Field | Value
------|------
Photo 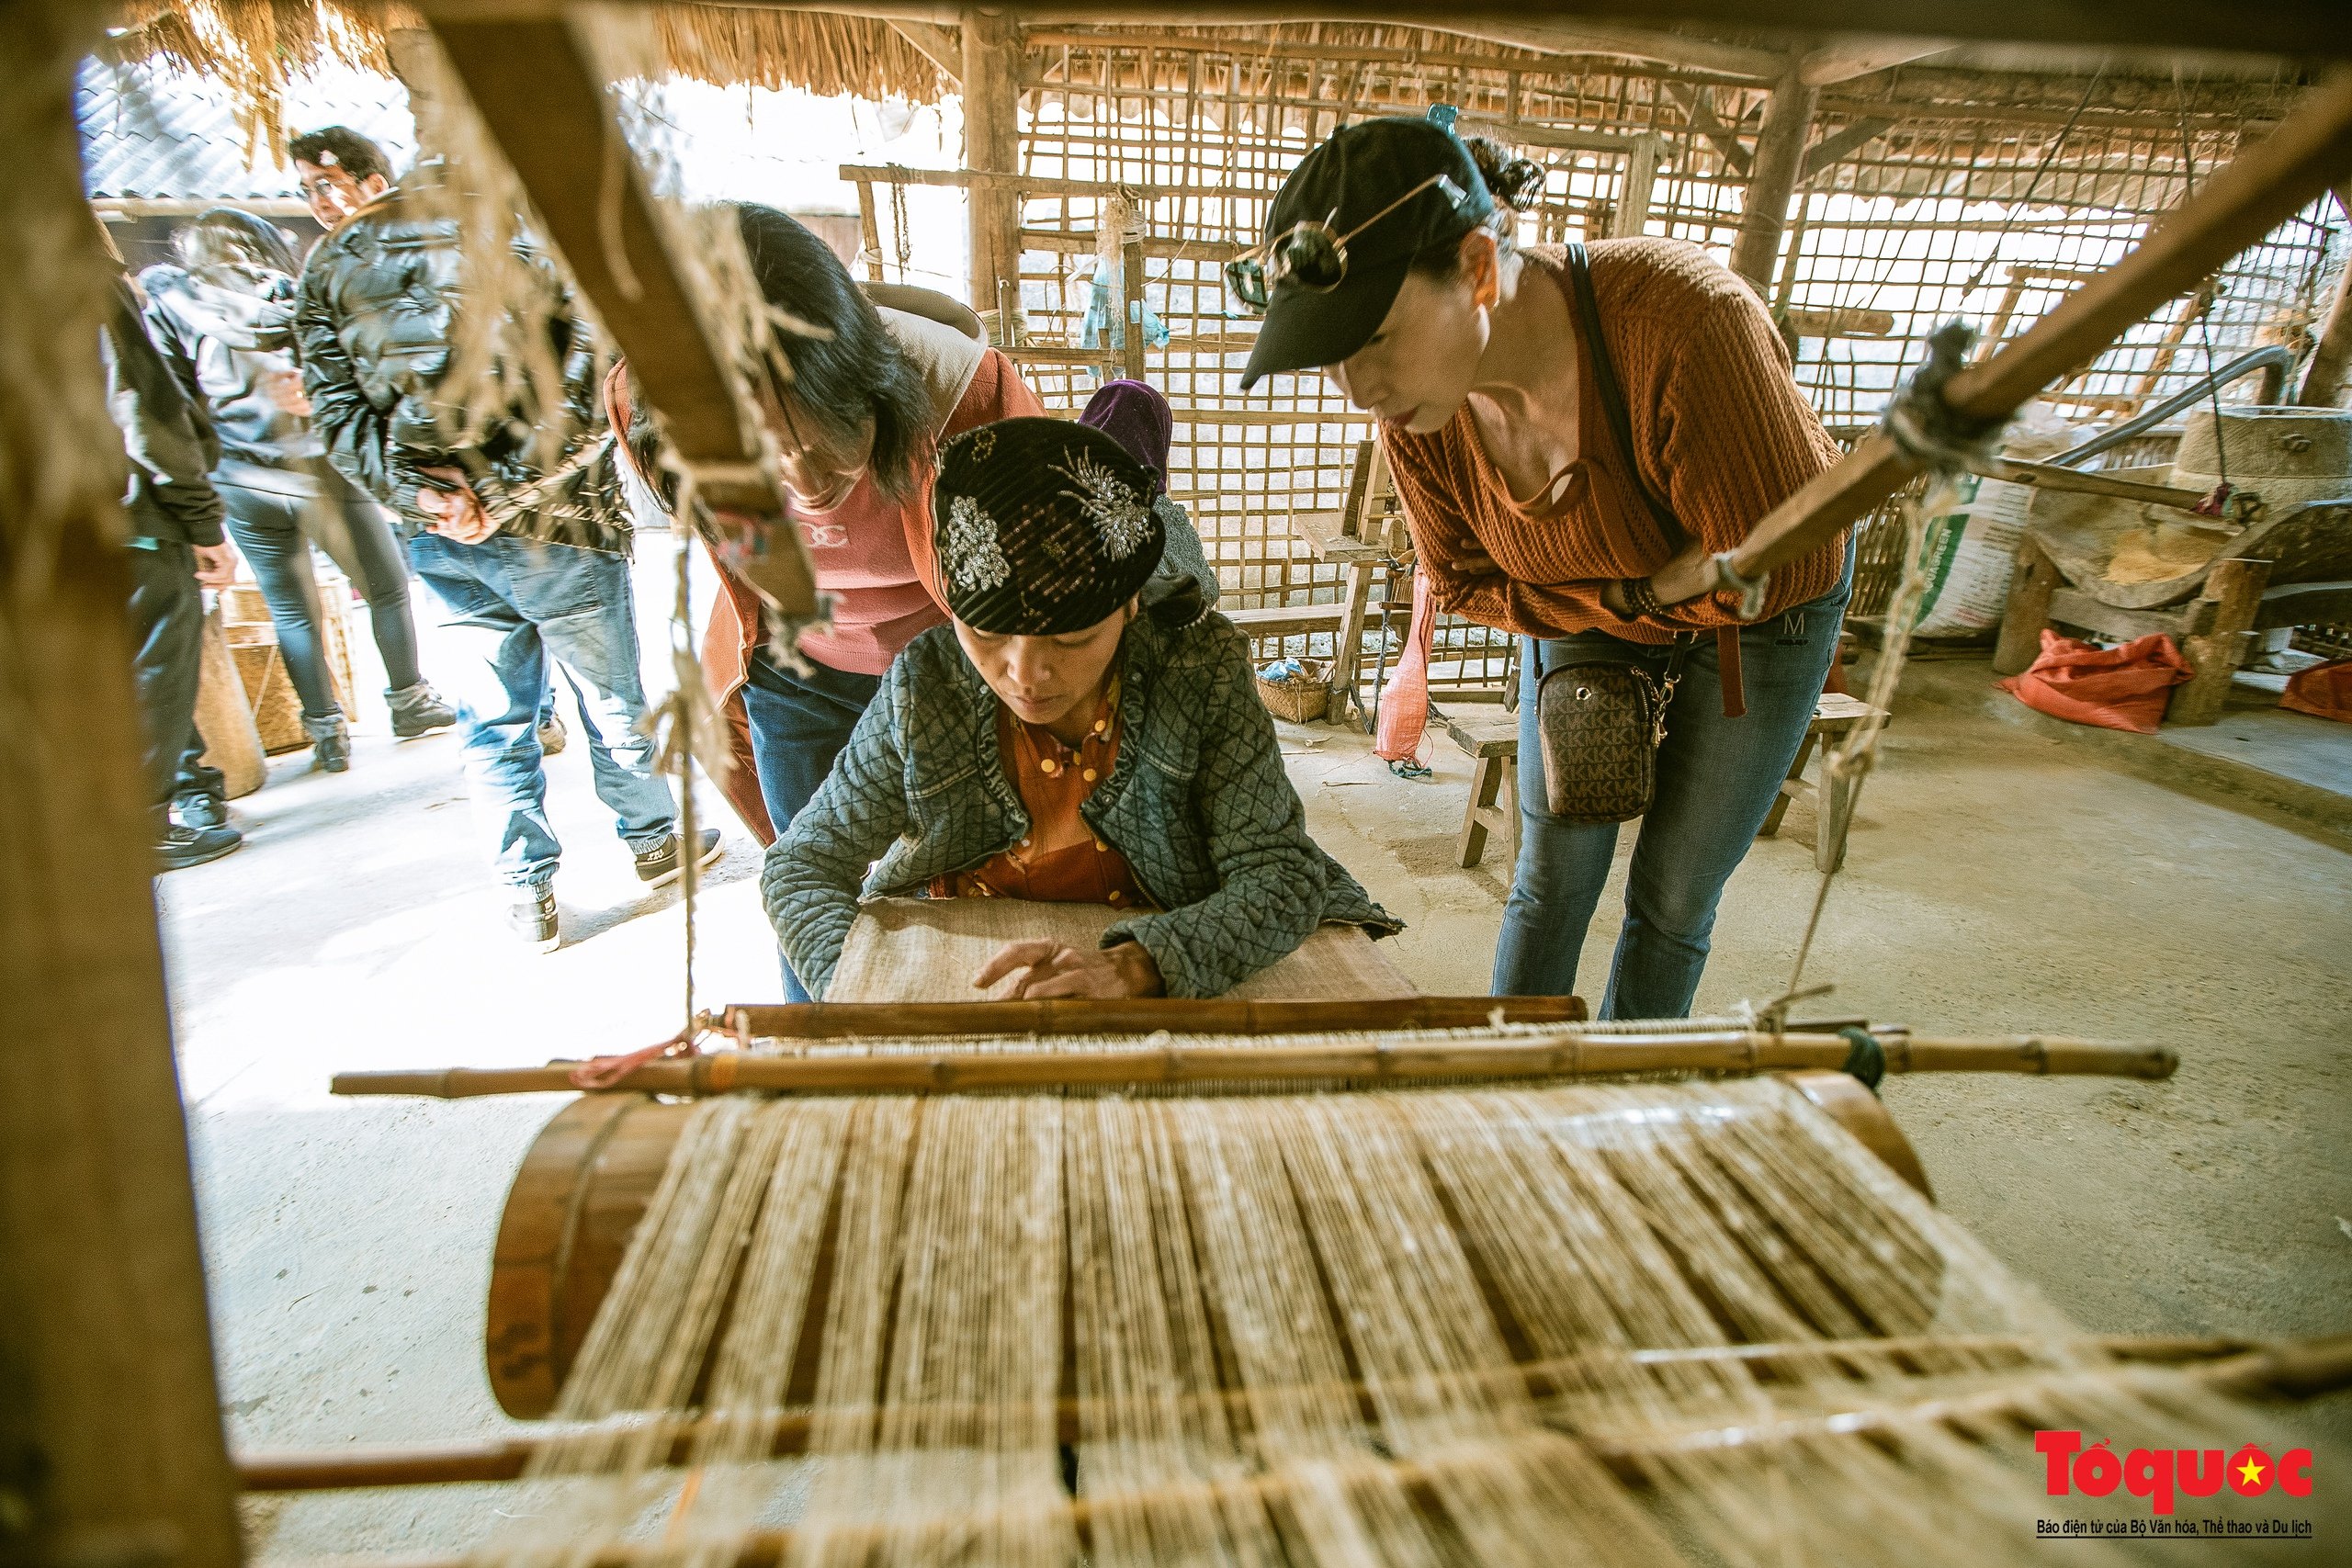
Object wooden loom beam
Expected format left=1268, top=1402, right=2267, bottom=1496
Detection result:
left=418, top=3, right=817, bottom=615
left=723, top=994, right=1587, bottom=1038
left=1652, top=68, right=2352, bottom=610
left=329, top=1029, right=2177, bottom=1098
left=233, top=1331, right=2352, bottom=1494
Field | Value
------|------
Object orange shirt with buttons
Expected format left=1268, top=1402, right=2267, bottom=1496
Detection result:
left=931, top=680, right=1154, bottom=908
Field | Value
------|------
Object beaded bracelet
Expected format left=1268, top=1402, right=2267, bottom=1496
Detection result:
left=1621, top=574, right=1667, bottom=620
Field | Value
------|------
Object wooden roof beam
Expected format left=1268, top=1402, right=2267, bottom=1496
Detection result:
left=887, top=17, right=963, bottom=83
left=1798, top=38, right=1958, bottom=85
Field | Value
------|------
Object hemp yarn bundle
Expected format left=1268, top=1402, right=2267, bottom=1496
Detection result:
left=472, top=1049, right=2339, bottom=1568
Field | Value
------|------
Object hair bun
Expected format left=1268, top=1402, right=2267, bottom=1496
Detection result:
left=1460, top=134, right=1545, bottom=212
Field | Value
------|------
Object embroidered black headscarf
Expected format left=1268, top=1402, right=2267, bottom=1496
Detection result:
left=933, top=418, right=1167, bottom=635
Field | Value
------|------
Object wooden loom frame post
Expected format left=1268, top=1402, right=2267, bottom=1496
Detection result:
left=419, top=3, right=818, bottom=618
left=0, top=4, right=243, bottom=1564
left=1650, top=68, right=2352, bottom=610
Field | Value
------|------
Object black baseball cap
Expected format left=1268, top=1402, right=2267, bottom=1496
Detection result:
left=1238, top=117, right=1494, bottom=390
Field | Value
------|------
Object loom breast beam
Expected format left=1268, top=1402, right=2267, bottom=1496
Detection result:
left=327, top=1027, right=2177, bottom=1099
left=1648, top=67, right=2352, bottom=610
left=419, top=4, right=816, bottom=619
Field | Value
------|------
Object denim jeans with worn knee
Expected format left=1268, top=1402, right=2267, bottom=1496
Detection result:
left=407, top=531, right=675, bottom=889
left=1493, top=547, right=1853, bottom=1019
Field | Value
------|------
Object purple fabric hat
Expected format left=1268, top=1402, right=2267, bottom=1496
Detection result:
left=1078, top=379, right=1174, bottom=494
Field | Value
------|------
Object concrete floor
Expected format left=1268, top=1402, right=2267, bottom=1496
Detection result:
left=164, top=556, right=2352, bottom=1556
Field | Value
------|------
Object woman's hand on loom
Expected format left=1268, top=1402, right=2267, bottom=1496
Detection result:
left=976, top=939, right=1167, bottom=999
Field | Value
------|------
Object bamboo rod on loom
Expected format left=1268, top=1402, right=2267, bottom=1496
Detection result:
left=328, top=1031, right=2176, bottom=1099
left=233, top=1332, right=2351, bottom=1494
left=720, top=995, right=1589, bottom=1040
left=1648, top=67, right=2352, bottom=608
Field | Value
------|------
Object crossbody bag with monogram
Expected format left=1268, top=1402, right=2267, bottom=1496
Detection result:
left=1532, top=243, right=1697, bottom=825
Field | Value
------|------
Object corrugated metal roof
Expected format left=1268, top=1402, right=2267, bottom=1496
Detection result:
left=78, top=57, right=416, bottom=201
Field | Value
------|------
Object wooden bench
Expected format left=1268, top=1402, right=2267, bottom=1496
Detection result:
left=1759, top=692, right=1889, bottom=873
left=1434, top=706, right=1520, bottom=871
left=1223, top=604, right=1349, bottom=641
left=1442, top=693, right=1890, bottom=875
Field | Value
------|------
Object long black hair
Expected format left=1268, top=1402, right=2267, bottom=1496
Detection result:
left=737, top=203, right=934, bottom=502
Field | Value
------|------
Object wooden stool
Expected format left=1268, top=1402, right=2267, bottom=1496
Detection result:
left=1436, top=706, right=1520, bottom=871
left=1759, top=693, right=1887, bottom=873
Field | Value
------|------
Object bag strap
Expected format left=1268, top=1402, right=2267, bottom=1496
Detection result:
left=1566, top=242, right=1732, bottom=713
left=1563, top=243, right=1679, bottom=547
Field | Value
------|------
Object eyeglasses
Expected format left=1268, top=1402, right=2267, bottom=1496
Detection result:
left=1225, top=173, right=1467, bottom=313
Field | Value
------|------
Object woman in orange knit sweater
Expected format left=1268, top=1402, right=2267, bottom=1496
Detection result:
left=1238, top=117, right=1853, bottom=1019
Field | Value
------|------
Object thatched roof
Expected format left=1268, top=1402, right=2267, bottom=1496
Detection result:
left=113, top=2, right=2312, bottom=151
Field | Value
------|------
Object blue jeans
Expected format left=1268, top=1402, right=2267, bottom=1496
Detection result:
left=1493, top=555, right=1853, bottom=1019
left=407, top=532, right=675, bottom=889
left=741, top=649, right=883, bottom=1000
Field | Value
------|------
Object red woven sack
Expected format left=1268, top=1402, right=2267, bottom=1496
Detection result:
left=2280, top=659, right=2352, bottom=723
left=1996, top=629, right=2191, bottom=735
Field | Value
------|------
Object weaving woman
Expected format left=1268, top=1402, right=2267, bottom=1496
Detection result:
left=763, top=418, right=1398, bottom=1000
left=1237, top=116, right=1854, bottom=1019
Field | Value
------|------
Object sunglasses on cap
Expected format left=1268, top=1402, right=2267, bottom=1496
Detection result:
left=1224, top=172, right=1470, bottom=313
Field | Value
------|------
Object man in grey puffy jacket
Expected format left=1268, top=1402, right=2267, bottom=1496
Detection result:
left=295, top=158, right=715, bottom=950
left=101, top=268, right=243, bottom=870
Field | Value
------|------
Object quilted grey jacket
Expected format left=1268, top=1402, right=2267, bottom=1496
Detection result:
left=763, top=608, right=1400, bottom=998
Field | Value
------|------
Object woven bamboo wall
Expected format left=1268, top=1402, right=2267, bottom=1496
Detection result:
left=870, top=35, right=2345, bottom=693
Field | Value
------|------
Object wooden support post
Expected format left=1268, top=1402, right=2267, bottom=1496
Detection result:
left=1121, top=230, right=1148, bottom=381
left=1611, top=136, right=1657, bottom=239
left=2167, top=558, right=2271, bottom=727
left=1993, top=534, right=2063, bottom=675
left=2297, top=208, right=2352, bottom=406
left=1728, top=56, right=1817, bottom=296
left=854, top=179, right=887, bottom=284
left=1, top=5, right=243, bottom=1565
left=961, top=6, right=1023, bottom=318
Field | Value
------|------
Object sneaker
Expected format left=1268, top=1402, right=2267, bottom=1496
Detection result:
left=633, top=828, right=723, bottom=887
left=303, top=712, right=351, bottom=773
left=173, top=789, right=228, bottom=830
left=157, top=821, right=243, bottom=872
left=386, top=681, right=457, bottom=739
left=537, top=710, right=568, bottom=756
left=507, top=885, right=560, bottom=952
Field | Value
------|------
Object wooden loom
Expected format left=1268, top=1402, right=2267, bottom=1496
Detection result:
left=17, top=6, right=2352, bottom=1565
left=265, top=1003, right=2352, bottom=1568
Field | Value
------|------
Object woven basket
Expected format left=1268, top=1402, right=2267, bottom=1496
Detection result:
left=1256, top=660, right=1330, bottom=724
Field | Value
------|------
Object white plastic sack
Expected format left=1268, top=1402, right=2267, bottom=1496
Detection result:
left=1910, top=404, right=2086, bottom=637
